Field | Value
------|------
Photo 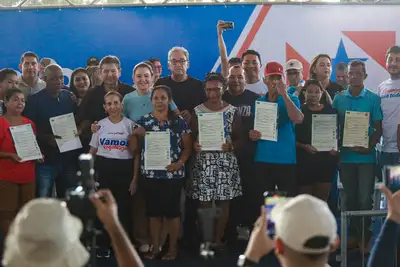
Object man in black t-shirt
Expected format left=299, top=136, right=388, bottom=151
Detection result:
left=155, top=46, right=205, bottom=124
left=223, top=65, right=259, bottom=242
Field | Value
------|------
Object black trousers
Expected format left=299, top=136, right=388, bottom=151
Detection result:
left=95, top=156, right=133, bottom=249
left=247, top=162, right=297, bottom=225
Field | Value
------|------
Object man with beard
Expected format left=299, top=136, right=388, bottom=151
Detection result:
left=378, top=46, right=400, bottom=169
left=223, top=65, right=259, bottom=243
left=241, top=50, right=267, bottom=95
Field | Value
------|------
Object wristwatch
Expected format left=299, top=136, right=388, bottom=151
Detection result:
left=237, top=254, right=258, bottom=267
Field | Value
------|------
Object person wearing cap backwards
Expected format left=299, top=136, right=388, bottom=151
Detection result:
left=286, top=59, right=305, bottom=97
left=237, top=194, right=338, bottom=267
left=86, top=56, right=100, bottom=68
left=248, top=62, right=303, bottom=212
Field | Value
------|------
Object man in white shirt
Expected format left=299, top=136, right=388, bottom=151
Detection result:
left=241, top=49, right=267, bottom=95
left=378, top=46, right=400, bottom=169
left=17, top=51, right=46, bottom=100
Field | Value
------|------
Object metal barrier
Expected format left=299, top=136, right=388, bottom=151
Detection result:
left=337, top=210, right=388, bottom=267
left=337, top=179, right=384, bottom=211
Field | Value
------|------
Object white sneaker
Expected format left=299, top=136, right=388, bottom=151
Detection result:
left=139, top=244, right=150, bottom=253
left=237, top=226, right=250, bottom=241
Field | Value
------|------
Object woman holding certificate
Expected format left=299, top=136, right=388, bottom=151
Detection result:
left=134, top=85, right=192, bottom=261
left=190, top=72, right=242, bottom=248
left=295, top=80, right=338, bottom=201
left=0, top=88, right=39, bottom=236
left=88, top=91, right=137, bottom=258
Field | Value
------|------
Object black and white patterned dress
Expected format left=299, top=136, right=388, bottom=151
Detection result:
left=189, top=104, right=242, bottom=202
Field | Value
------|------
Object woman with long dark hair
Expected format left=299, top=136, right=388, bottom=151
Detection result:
left=69, top=68, right=91, bottom=106
left=133, top=85, right=192, bottom=260
left=295, top=80, right=338, bottom=201
left=0, top=88, right=39, bottom=236
left=298, top=54, right=343, bottom=104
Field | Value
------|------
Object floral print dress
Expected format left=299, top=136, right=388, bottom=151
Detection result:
left=189, top=104, right=242, bottom=201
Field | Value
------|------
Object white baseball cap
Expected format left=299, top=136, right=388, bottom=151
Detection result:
left=286, top=59, right=303, bottom=71
left=271, top=194, right=337, bottom=254
left=2, top=198, right=89, bottom=267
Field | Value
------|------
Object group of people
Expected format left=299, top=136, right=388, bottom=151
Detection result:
left=0, top=25, right=399, bottom=263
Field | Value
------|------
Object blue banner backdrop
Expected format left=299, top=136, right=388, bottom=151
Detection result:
left=0, top=5, right=255, bottom=84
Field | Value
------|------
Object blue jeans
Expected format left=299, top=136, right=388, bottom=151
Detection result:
left=379, top=152, right=400, bottom=170
left=36, top=161, right=77, bottom=198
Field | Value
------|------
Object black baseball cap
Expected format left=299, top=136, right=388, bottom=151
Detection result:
left=86, top=57, right=100, bottom=67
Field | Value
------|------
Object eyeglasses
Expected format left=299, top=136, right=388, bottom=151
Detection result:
left=169, top=59, right=188, bottom=66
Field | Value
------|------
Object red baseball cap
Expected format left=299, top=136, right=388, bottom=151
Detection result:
left=264, top=62, right=284, bottom=77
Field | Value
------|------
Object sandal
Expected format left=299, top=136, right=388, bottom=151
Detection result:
left=161, top=249, right=178, bottom=261
left=143, top=247, right=160, bottom=260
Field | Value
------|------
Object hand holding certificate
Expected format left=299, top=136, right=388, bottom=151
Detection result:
left=254, top=101, right=278, bottom=141
left=49, top=113, right=82, bottom=153
left=144, top=131, right=171, bottom=170
left=311, top=114, right=338, bottom=151
left=198, top=112, right=225, bottom=151
left=343, top=111, right=369, bottom=148
left=9, top=124, right=42, bottom=162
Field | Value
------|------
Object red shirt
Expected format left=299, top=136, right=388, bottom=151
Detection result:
left=0, top=116, right=36, bottom=183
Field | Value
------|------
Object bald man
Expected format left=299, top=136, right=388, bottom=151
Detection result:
left=24, top=64, right=79, bottom=199
left=222, top=65, right=260, bottom=243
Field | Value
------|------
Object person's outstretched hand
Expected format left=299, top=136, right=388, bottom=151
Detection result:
left=244, top=206, right=275, bottom=262
left=90, top=189, right=119, bottom=228
left=381, top=185, right=400, bottom=223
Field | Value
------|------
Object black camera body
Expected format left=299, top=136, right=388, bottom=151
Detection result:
left=66, top=154, right=98, bottom=267
left=66, top=154, right=97, bottom=221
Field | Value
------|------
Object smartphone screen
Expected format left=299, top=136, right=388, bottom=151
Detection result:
left=264, top=191, right=287, bottom=236
left=385, top=166, right=400, bottom=193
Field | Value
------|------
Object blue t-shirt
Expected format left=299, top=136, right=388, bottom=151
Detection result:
left=137, top=113, right=191, bottom=179
left=122, top=90, right=178, bottom=121
left=254, top=93, right=300, bottom=164
left=332, top=88, right=383, bottom=163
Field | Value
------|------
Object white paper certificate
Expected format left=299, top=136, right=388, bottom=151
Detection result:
left=9, top=124, right=42, bottom=162
left=49, top=113, right=82, bottom=153
left=254, top=101, right=278, bottom=141
left=198, top=112, right=225, bottom=151
left=311, top=114, right=338, bottom=151
left=343, top=111, right=370, bottom=148
left=144, top=131, right=171, bottom=170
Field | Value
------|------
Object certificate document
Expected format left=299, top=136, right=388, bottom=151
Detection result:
left=144, top=131, right=171, bottom=170
left=343, top=111, right=370, bottom=148
left=9, top=124, right=42, bottom=162
left=254, top=101, right=278, bottom=141
left=198, top=112, right=225, bottom=151
left=311, top=114, right=338, bottom=151
left=49, top=113, right=82, bottom=153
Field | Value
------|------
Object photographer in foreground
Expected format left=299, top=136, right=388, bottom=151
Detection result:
left=238, top=194, right=338, bottom=267
left=2, top=189, right=144, bottom=267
